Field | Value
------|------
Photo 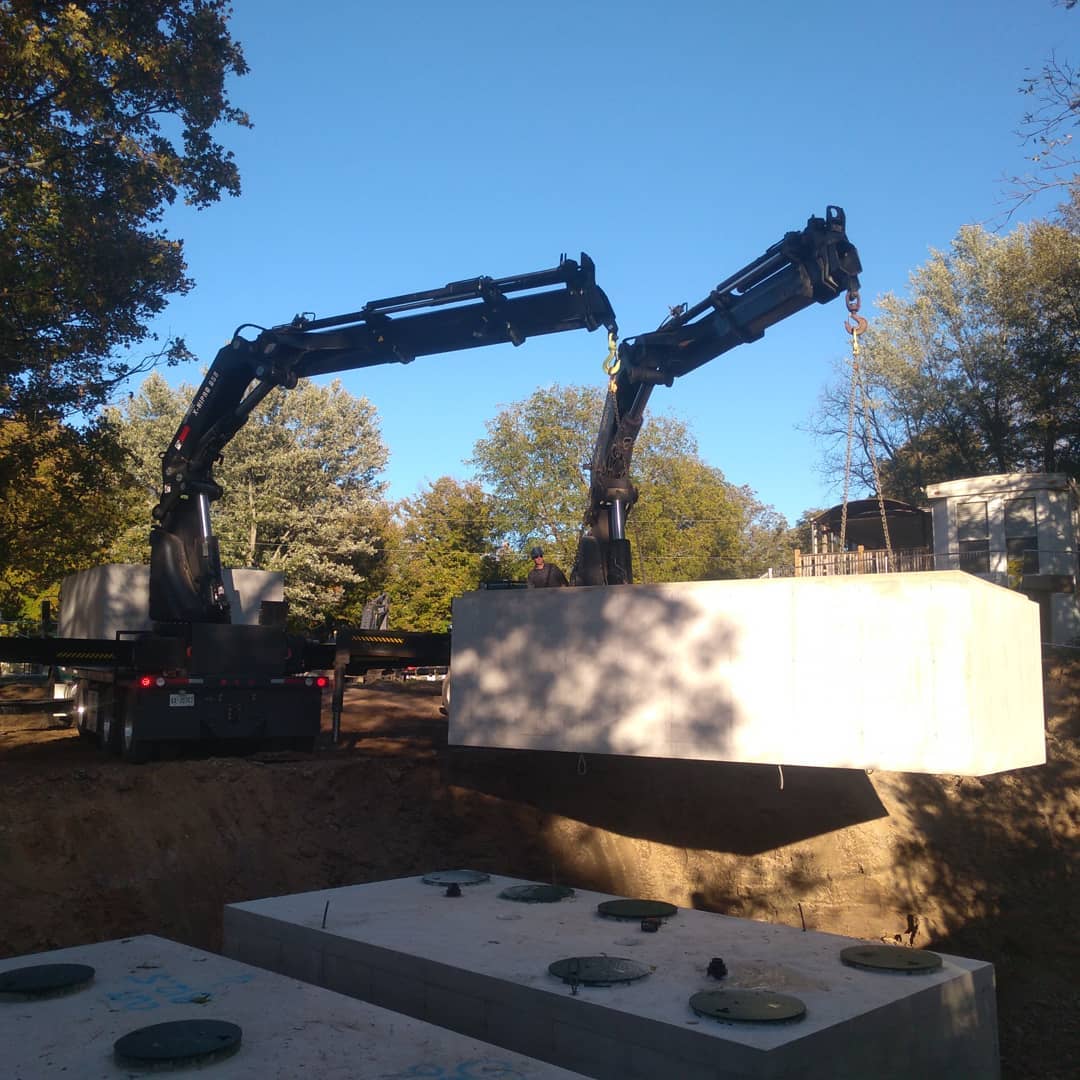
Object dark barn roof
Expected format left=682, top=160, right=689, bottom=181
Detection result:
left=814, top=499, right=931, bottom=551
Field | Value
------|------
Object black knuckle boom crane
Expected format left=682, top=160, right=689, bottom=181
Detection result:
left=571, top=205, right=861, bottom=586
left=0, top=208, right=859, bottom=759
left=150, top=254, right=617, bottom=627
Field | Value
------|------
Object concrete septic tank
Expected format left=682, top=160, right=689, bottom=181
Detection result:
left=0, top=934, right=584, bottom=1078
left=223, top=875, right=999, bottom=1080
left=448, top=572, right=1045, bottom=776
left=58, top=563, right=282, bottom=638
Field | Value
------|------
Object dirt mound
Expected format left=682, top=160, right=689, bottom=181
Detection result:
left=0, top=665, right=1076, bottom=1079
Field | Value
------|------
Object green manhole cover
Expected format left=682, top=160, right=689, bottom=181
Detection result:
left=421, top=870, right=491, bottom=886
left=114, top=1019, right=242, bottom=1068
left=690, top=989, right=807, bottom=1023
left=597, top=899, right=677, bottom=921
left=500, top=884, right=575, bottom=903
left=840, top=945, right=943, bottom=974
left=548, top=956, right=651, bottom=986
left=0, top=963, right=95, bottom=999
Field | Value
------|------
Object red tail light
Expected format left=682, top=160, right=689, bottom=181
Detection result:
left=139, top=676, right=153, bottom=688
left=316, top=676, right=328, bottom=688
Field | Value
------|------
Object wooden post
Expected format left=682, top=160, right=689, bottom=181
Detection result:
left=794, top=548, right=802, bottom=577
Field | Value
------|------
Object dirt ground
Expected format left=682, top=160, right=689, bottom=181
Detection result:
left=1, top=663, right=1077, bottom=1079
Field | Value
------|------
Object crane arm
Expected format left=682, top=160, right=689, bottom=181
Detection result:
left=571, top=206, right=861, bottom=586
left=149, top=255, right=616, bottom=624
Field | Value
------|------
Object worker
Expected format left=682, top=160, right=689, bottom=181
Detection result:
left=527, top=546, right=568, bottom=588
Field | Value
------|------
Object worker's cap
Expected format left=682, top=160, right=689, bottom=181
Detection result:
left=529, top=546, right=544, bottom=558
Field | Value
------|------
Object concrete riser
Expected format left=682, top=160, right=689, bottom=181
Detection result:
left=58, top=564, right=282, bottom=638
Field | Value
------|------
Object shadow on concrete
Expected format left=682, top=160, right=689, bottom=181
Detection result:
left=451, top=584, right=754, bottom=758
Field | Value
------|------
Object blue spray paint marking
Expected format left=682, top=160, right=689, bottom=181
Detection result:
left=107, top=969, right=256, bottom=1011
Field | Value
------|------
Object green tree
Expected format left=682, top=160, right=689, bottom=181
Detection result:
left=0, top=1, right=249, bottom=618
left=811, top=221, right=1080, bottom=505
left=629, top=458, right=741, bottom=583
left=471, top=383, right=774, bottom=583
left=727, top=488, right=796, bottom=578
left=469, top=384, right=600, bottom=574
left=385, top=477, right=504, bottom=632
left=0, top=0, right=250, bottom=419
left=109, top=374, right=389, bottom=628
left=0, top=415, right=135, bottom=619
left=788, top=507, right=827, bottom=559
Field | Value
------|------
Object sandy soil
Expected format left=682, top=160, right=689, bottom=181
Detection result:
left=0, top=666, right=1076, bottom=1079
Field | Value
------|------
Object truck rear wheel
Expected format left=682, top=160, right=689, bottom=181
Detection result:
left=73, top=681, right=96, bottom=742
left=119, top=692, right=150, bottom=763
left=100, top=694, right=121, bottom=755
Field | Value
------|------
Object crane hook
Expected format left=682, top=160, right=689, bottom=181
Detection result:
left=843, top=288, right=868, bottom=340
left=844, top=313, right=869, bottom=337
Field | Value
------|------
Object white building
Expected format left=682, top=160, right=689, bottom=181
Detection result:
left=925, top=473, right=1080, bottom=645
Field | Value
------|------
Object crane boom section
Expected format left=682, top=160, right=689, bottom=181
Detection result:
left=572, top=206, right=861, bottom=586
left=150, top=255, right=616, bottom=625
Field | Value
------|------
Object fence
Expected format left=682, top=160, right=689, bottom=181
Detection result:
left=793, top=547, right=936, bottom=577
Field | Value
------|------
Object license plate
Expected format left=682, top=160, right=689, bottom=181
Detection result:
left=169, top=692, right=195, bottom=708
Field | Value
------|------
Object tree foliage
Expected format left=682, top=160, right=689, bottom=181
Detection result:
left=0, top=415, right=134, bottom=620
left=629, top=457, right=741, bottom=583
left=0, top=1, right=249, bottom=620
left=384, top=477, right=507, bottom=632
left=470, top=384, right=600, bottom=575
left=471, top=383, right=787, bottom=583
left=0, top=0, right=250, bottom=420
left=1010, top=0, right=1078, bottom=212
left=811, top=221, right=1080, bottom=505
left=109, top=374, right=388, bottom=628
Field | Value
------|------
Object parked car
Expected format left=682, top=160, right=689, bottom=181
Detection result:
left=403, top=665, right=448, bottom=682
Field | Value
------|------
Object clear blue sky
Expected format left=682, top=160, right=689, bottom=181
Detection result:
left=147, top=0, right=1074, bottom=523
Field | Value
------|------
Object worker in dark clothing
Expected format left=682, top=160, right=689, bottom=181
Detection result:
left=527, top=546, right=568, bottom=588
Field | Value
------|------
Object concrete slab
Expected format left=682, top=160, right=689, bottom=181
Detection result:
left=0, top=934, right=584, bottom=1079
left=58, top=564, right=282, bottom=638
left=447, top=572, right=1045, bottom=775
left=224, top=875, right=1000, bottom=1080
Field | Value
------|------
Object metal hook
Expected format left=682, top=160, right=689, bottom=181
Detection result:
left=844, top=313, right=868, bottom=337
left=602, top=331, right=620, bottom=376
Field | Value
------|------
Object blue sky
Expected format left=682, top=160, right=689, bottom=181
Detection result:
left=147, top=0, right=1074, bottom=523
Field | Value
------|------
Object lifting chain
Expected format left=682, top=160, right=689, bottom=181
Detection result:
left=839, top=289, right=893, bottom=559
left=838, top=290, right=861, bottom=552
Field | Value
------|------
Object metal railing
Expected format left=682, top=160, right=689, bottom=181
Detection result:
left=793, top=545, right=1080, bottom=580
left=793, top=547, right=936, bottom=577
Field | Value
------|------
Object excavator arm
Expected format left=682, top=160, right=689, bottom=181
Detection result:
left=150, top=255, right=616, bottom=624
left=571, top=206, right=862, bottom=586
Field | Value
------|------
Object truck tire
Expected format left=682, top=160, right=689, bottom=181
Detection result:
left=119, top=694, right=149, bottom=763
left=73, top=681, right=96, bottom=742
left=99, top=694, right=121, bottom=755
